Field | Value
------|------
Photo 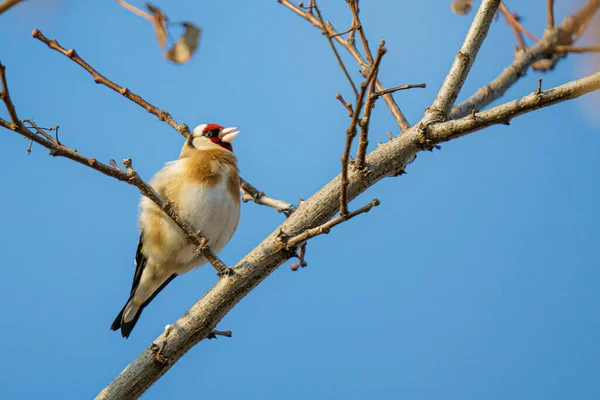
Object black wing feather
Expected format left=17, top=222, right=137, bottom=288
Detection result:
left=130, top=232, right=147, bottom=294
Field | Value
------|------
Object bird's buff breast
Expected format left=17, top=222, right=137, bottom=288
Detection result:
left=140, top=170, right=240, bottom=273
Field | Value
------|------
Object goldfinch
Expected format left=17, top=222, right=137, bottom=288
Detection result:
left=111, top=124, right=241, bottom=338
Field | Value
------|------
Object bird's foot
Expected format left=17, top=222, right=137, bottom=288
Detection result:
left=217, top=266, right=235, bottom=277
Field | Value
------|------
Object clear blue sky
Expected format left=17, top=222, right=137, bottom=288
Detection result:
left=1, top=1, right=599, bottom=399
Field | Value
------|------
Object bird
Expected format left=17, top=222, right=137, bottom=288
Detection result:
left=111, top=123, right=241, bottom=338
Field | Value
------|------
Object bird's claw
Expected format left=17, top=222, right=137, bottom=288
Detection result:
left=217, top=267, right=235, bottom=277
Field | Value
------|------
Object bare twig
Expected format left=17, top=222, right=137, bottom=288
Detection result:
left=240, top=178, right=297, bottom=217
left=346, top=0, right=373, bottom=65
left=0, top=63, right=20, bottom=126
left=0, top=64, right=228, bottom=276
left=31, top=29, right=286, bottom=217
left=373, top=83, right=426, bottom=97
left=335, top=93, right=354, bottom=116
left=555, top=45, right=600, bottom=53
left=547, top=0, right=555, bottom=27
left=313, top=0, right=358, bottom=98
left=31, top=29, right=190, bottom=137
left=429, top=0, right=501, bottom=119
left=340, top=42, right=386, bottom=216
left=206, top=329, right=232, bottom=339
left=278, top=0, right=411, bottom=132
left=287, top=199, right=380, bottom=248
left=356, top=43, right=386, bottom=168
left=507, top=11, right=528, bottom=50
left=0, top=0, right=24, bottom=15
left=498, top=2, right=540, bottom=43
left=290, top=242, right=308, bottom=271
left=115, top=0, right=153, bottom=21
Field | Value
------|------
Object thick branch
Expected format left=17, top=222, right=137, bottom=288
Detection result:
left=450, top=0, right=600, bottom=119
left=429, top=0, right=501, bottom=118
left=98, top=68, right=600, bottom=398
left=432, top=72, right=600, bottom=142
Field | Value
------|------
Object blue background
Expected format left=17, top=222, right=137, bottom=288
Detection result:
left=1, top=1, right=599, bottom=398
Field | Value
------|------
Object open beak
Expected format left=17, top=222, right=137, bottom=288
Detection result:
left=220, top=127, right=240, bottom=143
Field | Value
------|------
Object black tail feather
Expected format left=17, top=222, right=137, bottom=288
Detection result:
left=110, top=273, right=178, bottom=339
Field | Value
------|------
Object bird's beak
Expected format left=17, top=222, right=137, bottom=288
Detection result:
left=220, top=127, right=240, bottom=143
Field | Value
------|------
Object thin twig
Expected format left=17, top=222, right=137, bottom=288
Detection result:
left=206, top=329, right=232, bottom=339
left=547, top=0, right=555, bottom=27
left=373, top=83, right=426, bottom=98
left=239, top=178, right=297, bottom=217
left=340, top=42, right=386, bottom=216
left=31, top=29, right=284, bottom=217
left=555, top=45, right=600, bottom=53
left=507, top=12, right=528, bottom=50
left=115, top=0, right=153, bottom=21
left=346, top=0, right=373, bottom=65
left=287, top=199, right=380, bottom=248
left=335, top=93, right=354, bottom=117
left=278, top=0, right=411, bottom=132
left=313, top=0, right=359, bottom=98
left=356, top=42, right=386, bottom=168
left=290, top=242, right=308, bottom=271
left=31, top=29, right=190, bottom=137
left=0, top=63, right=20, bottom=127
left=498, top=2, right=540, bottom=43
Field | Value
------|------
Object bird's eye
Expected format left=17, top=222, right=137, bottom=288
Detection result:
left=203, top=129, right=220, bottom=138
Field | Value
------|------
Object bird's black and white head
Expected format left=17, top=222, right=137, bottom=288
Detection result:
left=188, top=123, right=240, bottom=152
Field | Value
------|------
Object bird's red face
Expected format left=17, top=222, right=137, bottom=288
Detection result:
left=189, top=123, right=240, bottom=152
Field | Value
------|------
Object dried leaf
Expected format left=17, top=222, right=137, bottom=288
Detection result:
left=450, top=0, right=472, bottom=15
left=164, top=22, right=201, bottom=64
left=146, top=2, right=168, bottom=49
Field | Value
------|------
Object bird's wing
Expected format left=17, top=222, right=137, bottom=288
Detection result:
left=130, top=231, right=148, bottom=294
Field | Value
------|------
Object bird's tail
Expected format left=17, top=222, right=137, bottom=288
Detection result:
left=110, top=274, right=177, bottom=338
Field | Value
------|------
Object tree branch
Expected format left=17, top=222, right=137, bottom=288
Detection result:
left=450, top=0, right=600, bottom=119
left=547, top=0, right=555, bottom=28
left=278, top=0, right=411, bottom=132
left=432, top=71, right=600, bottom=142
left=96, top=68, right=600, bottom=399
left=31, top=29, right=190, bottom=137
left=240, top=178, right=297, bottom=217
left=0, top=0, right=24, bottom=15
left=0, top=64, right=229, bottom=276
left=429, top=0, right=501, bottom=119
left=31, top=28, right=292, bottom=216
left=287, top=198, right=379, bottom=247
left=340, top=42, right=385, bottom=217
left=356, top=44, right=386, bottom=168
left=313, top=0, right=358, bottom=98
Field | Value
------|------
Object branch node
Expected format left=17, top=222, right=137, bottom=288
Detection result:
left=535, top=78, right=543, bottom=95
left=150, top=342, right=169, bottom=366
left=206, top=330, right=233, bottom=340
